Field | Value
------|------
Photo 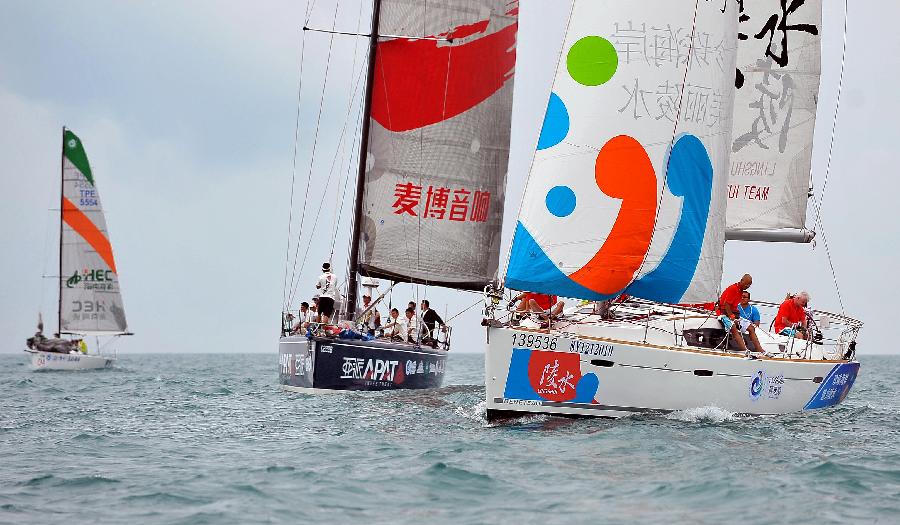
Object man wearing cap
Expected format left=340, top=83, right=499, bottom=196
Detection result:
left=315, top=263, right=338, bottom=324
left=357, top=293, right=381, bottom=335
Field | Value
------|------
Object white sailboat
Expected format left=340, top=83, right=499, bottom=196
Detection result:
left=25, top=128, right=131, bottom=370
left=483, top=0, right=862, bottom=419
left=278, top=0, right=519, bottom=391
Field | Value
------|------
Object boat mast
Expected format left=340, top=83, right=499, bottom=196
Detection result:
left=58, top=126, right=65, bottom=335
left=346, top=0, right=383, bottom=319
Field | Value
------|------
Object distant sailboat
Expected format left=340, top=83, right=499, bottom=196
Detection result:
left=278, top=0, right=518, bottom=392
left=483, top=0, right=862, bottom=419
left=25, top=128, right=131, bottom=370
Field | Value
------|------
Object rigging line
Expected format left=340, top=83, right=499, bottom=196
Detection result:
left=814, top=212, right=845, bottom=315
left=331, top=109, right=364, bottom=259
left=304, top=0, right=317, bottom=26
left=812, top=0, right=849, bottom=232
left=623, top=0, right=701, bottom=295
left=288, top=64, right=370, bottom=306
left=282, top=25, right=311, bottom=311
left=330, top=0, right=366, bottom=260
left=303, top=27, right=450, bottom=41
left=445, top=297, right=482, bottom=324
left=285, top=2, right=343, bottom=306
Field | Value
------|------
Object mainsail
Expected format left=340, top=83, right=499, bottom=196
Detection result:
left=59, top=129, right=128, bottom=334
left=725, top=0, right=822, bottom=242
left=356, top=0, right=518, bottom=290
left=505, top=0, right=738, bottom=304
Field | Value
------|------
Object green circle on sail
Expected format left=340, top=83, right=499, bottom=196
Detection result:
left=567, top=36, right=618, bottom=86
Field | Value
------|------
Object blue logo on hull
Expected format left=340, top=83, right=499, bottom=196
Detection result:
left=804, top=362, right=860, bottom=410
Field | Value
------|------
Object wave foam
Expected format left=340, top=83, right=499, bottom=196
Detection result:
left=666, top=405, right=736, bottom=423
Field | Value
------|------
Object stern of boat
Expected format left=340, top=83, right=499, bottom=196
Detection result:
left=279, top=335, right=447, bottom=392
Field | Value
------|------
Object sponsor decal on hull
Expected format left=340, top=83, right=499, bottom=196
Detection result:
left=804, top=362, right=859, bottom=410
left=748, top=370, right=785, bottom=402
left=502, top=348, right=600, bottom=404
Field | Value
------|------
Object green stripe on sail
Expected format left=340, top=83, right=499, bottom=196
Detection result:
left=63, top=129, right=94, bottom=185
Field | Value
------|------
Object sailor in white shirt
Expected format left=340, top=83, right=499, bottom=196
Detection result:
left=382, top=308, right=407, bottom=342
left=356, top=294, right=381, bottom=335
left=315, top=262, right=338, bottom=323
left=291, top=302, right=316, bottom=334
left=403, top=307, right=418, bottom=343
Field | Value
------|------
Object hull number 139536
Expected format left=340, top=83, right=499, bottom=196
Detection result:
left=511, top=333, right=558, bottom=351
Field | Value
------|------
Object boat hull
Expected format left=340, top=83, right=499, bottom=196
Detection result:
left=485, top=327, right=859, bottom=420
left=27, top=350, right=114, bottom=371
left=279, top=335, right=446, bottom=392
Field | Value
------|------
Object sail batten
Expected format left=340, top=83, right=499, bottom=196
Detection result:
left=356, top=0, right=518, bottom=291
left=505, top=1, right=738, bottom=304
left=59, top=129, right=129, bottom=334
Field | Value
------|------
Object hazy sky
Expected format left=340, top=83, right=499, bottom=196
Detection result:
left=2, top=1, right=898, bottom=355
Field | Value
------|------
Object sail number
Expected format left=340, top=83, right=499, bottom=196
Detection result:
left=570, top=340, right=614, bottom=357
left=511, top=333, right=557, bottom=351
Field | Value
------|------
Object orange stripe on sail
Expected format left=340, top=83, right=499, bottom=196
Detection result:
left=62, top=197, right=117, bottom=273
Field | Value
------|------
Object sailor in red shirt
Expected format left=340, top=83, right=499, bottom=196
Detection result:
left=717, top=274, right=761, bottom=353
left=775, top=291, right=809, bottom=339
left=512, top=291, right=565, bottom=319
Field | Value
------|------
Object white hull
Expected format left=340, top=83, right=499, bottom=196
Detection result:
left=485, top=325, right=858, bottom=419
left=26, top=350, right=114, bottom=371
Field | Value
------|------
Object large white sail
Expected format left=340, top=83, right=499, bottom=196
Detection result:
left=505, top=0, right=738, bottom=304
left=59, top=129, right=128, bottom=334
left=726, top=0, right=822, bottom=238
left=357, top=0, right=518, bottom=290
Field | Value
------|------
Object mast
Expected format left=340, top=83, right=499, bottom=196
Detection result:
left=58, top=126, right=65, bottom=334
left=346, top=0, right=383, bottom=319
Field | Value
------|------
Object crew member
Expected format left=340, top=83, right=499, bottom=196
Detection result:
left=291, top=302, right=316, bottom=334
left=775, top=291, right=809, bottom=339
left=718, top=274, right=755, bottom=352
left=404, top=307, right=418, bottom=343
left=382, top=308, right=407, bottom=342
left=357, top=294, right=381, bottom=335
left=315, top=263, right=338, bottom=324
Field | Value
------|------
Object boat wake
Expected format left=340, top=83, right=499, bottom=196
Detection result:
left=666, top=406, right=738, bottom=423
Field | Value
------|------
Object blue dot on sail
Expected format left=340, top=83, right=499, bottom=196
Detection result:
left=537, top=92, right=570, bottom=150
left=545, top=186, right=576, bottom=217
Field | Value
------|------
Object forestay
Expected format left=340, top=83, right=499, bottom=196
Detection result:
left=357, top=0, right=518, bottom=290
left=726, top=0, right=822, bottom=235
left=59, top=129, right=128, bottom=334
left=506, top=0, right=738, bottom=304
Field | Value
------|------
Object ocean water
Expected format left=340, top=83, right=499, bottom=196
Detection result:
left=1, top=353, right=898, bottom=525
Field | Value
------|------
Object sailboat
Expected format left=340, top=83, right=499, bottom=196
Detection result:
left=25, top=128, right=131, bottom=370
left=278, top=0, right=519, bottom=392
left=483, top=0, right=862, bottom=419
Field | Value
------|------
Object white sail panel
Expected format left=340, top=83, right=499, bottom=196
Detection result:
left=59, top=130, right=128, bottom=334
left=505, top=0, right=738, bottom=303
left=357, top=0, right=518, bottom=290
left=726, top=0, right=821, bottom=233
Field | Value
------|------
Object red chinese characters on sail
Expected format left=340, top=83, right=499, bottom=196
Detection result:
left=391, top=182, right=490, bottom=223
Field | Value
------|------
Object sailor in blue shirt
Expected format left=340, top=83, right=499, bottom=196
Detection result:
left=737, top=291, right=761, bottom=327
left=736, top=290, right=763, bottom=353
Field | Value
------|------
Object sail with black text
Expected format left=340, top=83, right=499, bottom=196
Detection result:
left=726, top=0, right=822, bottom=243
left=357, top=0, right=518, bottom=290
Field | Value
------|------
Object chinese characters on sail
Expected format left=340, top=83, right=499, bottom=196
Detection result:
left=733, top=0, right=818, bottom=152
left=610, top=21, right=730, bottom=127
left=392, top=182, right=491, bottom=222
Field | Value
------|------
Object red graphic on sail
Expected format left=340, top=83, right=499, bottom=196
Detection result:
left=370, top=8, right=518, bottom=132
